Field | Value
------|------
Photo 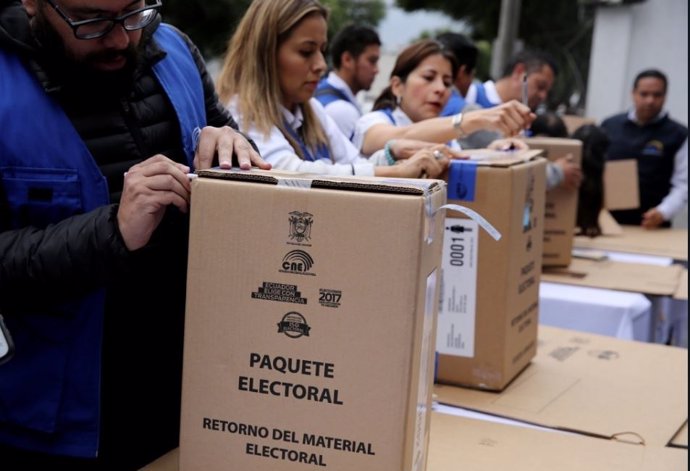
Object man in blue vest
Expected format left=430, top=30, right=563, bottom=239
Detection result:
left=437, top=32, right=479, bottom=117
left=314, top=24, right=380, bottom=140
left=601, top=69, right=688, bottom=229
left=451, top=49, right=582, bottom=191
left=0, top=0, right=269, bottom=468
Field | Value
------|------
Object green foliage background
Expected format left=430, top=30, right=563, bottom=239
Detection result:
left=395, top=0, right=597, bottom=111
left=160, top=0, right=594, bottom=110
left=161, top=0, right=385, bottom=58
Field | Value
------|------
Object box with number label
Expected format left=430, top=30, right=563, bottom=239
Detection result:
left=181, top=168, right=446, bottom=471
left=437, top=150, right=546, bottom=391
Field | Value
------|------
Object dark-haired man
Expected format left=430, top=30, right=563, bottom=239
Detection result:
left=0, top=0, right=268, bottom=468
left=315, top=24, right=380, bottom=140
left=436, top=31, right=479, bottom=116
left=601, top=69, right=688, bottom=229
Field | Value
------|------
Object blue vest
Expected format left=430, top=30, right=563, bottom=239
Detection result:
left=601, top=112, right=687, bottom=224
left=440, top=89, right=467, bottom=116
left=0, top=24, right=205, bottom=457
left=314, top=77, right=355, bottom=108
left=472, top=81, right=494, bottom=108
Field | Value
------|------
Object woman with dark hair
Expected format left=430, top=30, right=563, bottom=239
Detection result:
left=353, top=39, right=534, bottom=159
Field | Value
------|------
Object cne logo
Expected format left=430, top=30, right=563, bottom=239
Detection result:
left=280, top=250, right=315, bottom=276
left=288, top=211, right=313, bottom=245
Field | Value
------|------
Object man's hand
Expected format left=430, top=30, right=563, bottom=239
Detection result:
left=641, top=207, right=665, bottom=229
left=554, top=156, right=583, bottom=191
left=467, top=100, right=536, bottom=137
left=118, top=155, right=193, bottom=251
left=193, top=126, right=271, bottom=171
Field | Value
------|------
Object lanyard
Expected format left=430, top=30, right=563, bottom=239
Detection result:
left=283, top=119, right=331, bottom=162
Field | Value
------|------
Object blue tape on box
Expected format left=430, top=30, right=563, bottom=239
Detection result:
left=447, top=160, right=478, bottom=201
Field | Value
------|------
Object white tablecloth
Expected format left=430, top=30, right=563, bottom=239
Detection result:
left=539, top=282, right=652, bottom=341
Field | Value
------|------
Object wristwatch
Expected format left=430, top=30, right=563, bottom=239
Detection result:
left=452, top=112, right=465, bottom=137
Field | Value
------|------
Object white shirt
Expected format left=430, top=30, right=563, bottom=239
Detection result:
left=658, top=137, right=688, bottom=220
left=320, top=72, right=362, bottom=141
left=227, top=97, right=375, bottom=176
left=352, top=107, right=461, bottom=156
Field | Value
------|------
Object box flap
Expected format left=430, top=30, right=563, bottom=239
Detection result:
left=433, top=325, right=688, bottom=447
left=456, top=149, right=544, bottom=167
left=541, top=258, right=683, bottom=295
left=525, top=137, right=583, bottom=162
left=604, top=160, right=640, bottom=210
left=196, top=167, right=443, bottom=196
left=428, top=412, right=688, bottom=470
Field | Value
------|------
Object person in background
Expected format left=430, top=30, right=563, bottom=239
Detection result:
left=528, top=110, right=584, bottom=190
left=530, top=110, right=568, bottom=138
left=216, top=0, right=453, bottom=179
left=456, top=49, right=581, bottom=190
left=436, top=31, right=481, bottom=116
left=314, top=23, right=380, bottom=140
left=352, top=39, right=534, bottom=163
left=571, top=124, right=610, bottom=237
left=0, top=0, right=268, bottom=468
left=601, top=69, right=688, bottom=229
left=467, top=48, right=557, bottom=112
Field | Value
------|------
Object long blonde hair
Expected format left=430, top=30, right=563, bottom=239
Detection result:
left=217, top=0, right=331, bottom=160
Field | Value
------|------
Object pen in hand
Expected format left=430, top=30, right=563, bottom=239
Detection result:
left=522, top=73, right=528, bottom=107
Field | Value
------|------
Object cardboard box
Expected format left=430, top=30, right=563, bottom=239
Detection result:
left=434, top=325, right=688, bottom=447
left=561, top=115, right=596, bottom=135
left=142, top=413, right=689, bottom=471
left=180, top=169, right=446, bottom=471
left=436, top=150, right=546, bottom=390
left=604, top=159, right=640, bottom=210
left=526, top=137, right=582, bottom=267
left=428, top=412, right=688, bottom=470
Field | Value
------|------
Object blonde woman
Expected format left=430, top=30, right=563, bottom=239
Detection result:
left=216, top=0, right=450, bottom=178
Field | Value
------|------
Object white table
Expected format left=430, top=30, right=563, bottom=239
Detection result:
left=539, top=282, right=652, bottom=341
left=568, top=248, right=688, bottom=347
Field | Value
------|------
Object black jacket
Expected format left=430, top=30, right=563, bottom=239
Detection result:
left=0, top=2, right=243, bottom=468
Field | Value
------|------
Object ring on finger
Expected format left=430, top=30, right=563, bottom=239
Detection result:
left=432, top=149, right=443, bottom=160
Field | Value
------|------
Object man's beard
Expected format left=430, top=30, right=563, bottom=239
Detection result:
left=32, top=8, right=143, bottom=96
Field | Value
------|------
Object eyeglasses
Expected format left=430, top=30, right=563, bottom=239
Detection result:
left=45, top=0, right=162, bottom=40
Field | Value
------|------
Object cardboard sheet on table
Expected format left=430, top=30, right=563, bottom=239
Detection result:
left=428, top=412, right=687, bottom=471
left=673, top=269, right=688, bottom=300
left=598, top=209, right=623, bottom=235
left=433, top=326, right=688, bottom=447
left=669, top=420, right=688, bottom=448
left=541, top=257, right=683, bottom=296
left=574, top=225, right=688, bottom=261
left=140, top=448, right=178, bottom=471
